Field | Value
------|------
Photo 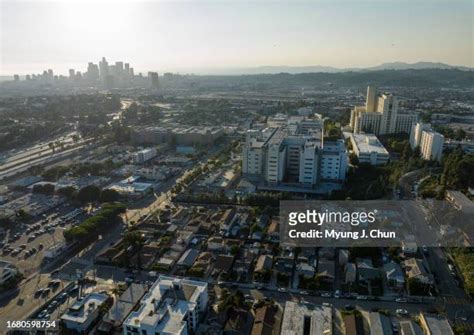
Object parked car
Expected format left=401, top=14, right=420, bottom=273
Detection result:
left=396, top=309, right=409, bottom=316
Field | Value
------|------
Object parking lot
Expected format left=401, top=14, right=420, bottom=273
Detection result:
left=1, top=204, right=90, bottom=276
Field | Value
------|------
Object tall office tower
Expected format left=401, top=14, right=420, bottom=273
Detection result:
left=124, top=63, right=130, bottom=75
left=68, top=69, right=75, bottom=79
left=129, top=67, right=134, bottom=76
left=75, top=71, right=82, bottom=79
left=26, top=74, right=31, bottom=80
left=47, top=69, right=53, bottom=77
left=109, top=65, right=117, bottom=77
left=420, top=130, right=444, bottom=162
left=86, top=62, right=99, bottom=81
left=115, top=61, right=124, bottom=73
left=149, top=72, right=159, bottom=88
left=13, top=74, right=20, bottom=81
left=99, top=57, right=109, bottom=79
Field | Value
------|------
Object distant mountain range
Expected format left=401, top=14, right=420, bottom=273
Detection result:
left=1, top=62, right=471, bottom=79
left=223, top=62, right=472, bottom=75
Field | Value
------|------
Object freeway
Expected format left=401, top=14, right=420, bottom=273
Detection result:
left=0, top=139, right=94, bottom=180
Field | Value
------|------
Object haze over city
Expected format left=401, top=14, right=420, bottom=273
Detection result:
left=0, top=1, right=473, bottom=334
left=1, top=0, right=473, bottom=75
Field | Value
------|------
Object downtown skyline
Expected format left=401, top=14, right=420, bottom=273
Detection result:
left=1, top=0, right=473, bottom=76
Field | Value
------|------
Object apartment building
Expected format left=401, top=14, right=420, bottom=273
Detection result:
left=420, top=130, right=444, bottom=162
left=350, top=86, right=418, bottom=135
left=122, top=276, right=208, bottom=335
left=410, top=122, right=444, bottom=162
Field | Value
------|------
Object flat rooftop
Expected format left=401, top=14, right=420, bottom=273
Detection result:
left=350, top=133, right=389, bottom=155
left=61, top=293, right=108, bottom=324
left=281, top=301, right=332, bottom=335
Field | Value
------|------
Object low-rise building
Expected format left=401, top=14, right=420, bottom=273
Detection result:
left=419, top=313, right=454, bottom=335
left=316, top=260, right=335, bottom=283
left=254, top=255, right=273, bottom=273
left=123, top=275, right=208, bottom=335
left=349, top=133, right=389, bottom=165
left=98, top=283, right=147, bottom=333
left=281, top=301, right=332, bottom=335
left=344, top=263, right=356, bottom=283
left=61, top=293, right=109, bottom=333
left=383, top=261, right=405, bottom=289
left=251, top=304, right=278, bottom=335
left=403, top=258, right=434, bottom=284
left=297, top=263, right=315, bottom=279
left=368, top=312, right=392, bottom=335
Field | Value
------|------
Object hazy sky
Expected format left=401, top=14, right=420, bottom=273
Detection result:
left=1, top=0, right=472, bottom=75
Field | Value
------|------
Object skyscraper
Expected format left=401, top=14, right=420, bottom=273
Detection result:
left=149, top=72, right=159, bottom=89
left=99, top=57, right=109, bottom=80
left=86, top=62, right=99, bottom=82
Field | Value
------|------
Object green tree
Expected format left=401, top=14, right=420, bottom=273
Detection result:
left=99, top=189, right=120, bottom=203
left=77, top=185, right=101, bottom=204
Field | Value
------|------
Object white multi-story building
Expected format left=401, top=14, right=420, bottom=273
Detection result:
left=242, top=117, right=347, bottom=188
left=410, top=122, right=444, bottom=162
left=320, top=139, right=348, bottom=181
left=420, top=130, right=444, bottom=162
left=132, top=148, right=157, bottom=164
left=123, top=276, right=208, bottom=335
left=410, top=122, right=432, bottom=148
left=349, top=133, right=390, bottom=165
left=350, top=86, right=418, bottom=135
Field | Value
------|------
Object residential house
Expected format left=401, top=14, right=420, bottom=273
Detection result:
left=384, top=261, right=405, bottom=289
left=403, top=258, right=434, bottom=284
left=316, top=260, right=335, bottom=284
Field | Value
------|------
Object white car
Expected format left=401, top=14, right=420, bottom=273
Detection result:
left=356, top=295, right=368, bottom=300
left=321, top=292, right=332, bottom=298
left=396, top=309, right=409, bottom=316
